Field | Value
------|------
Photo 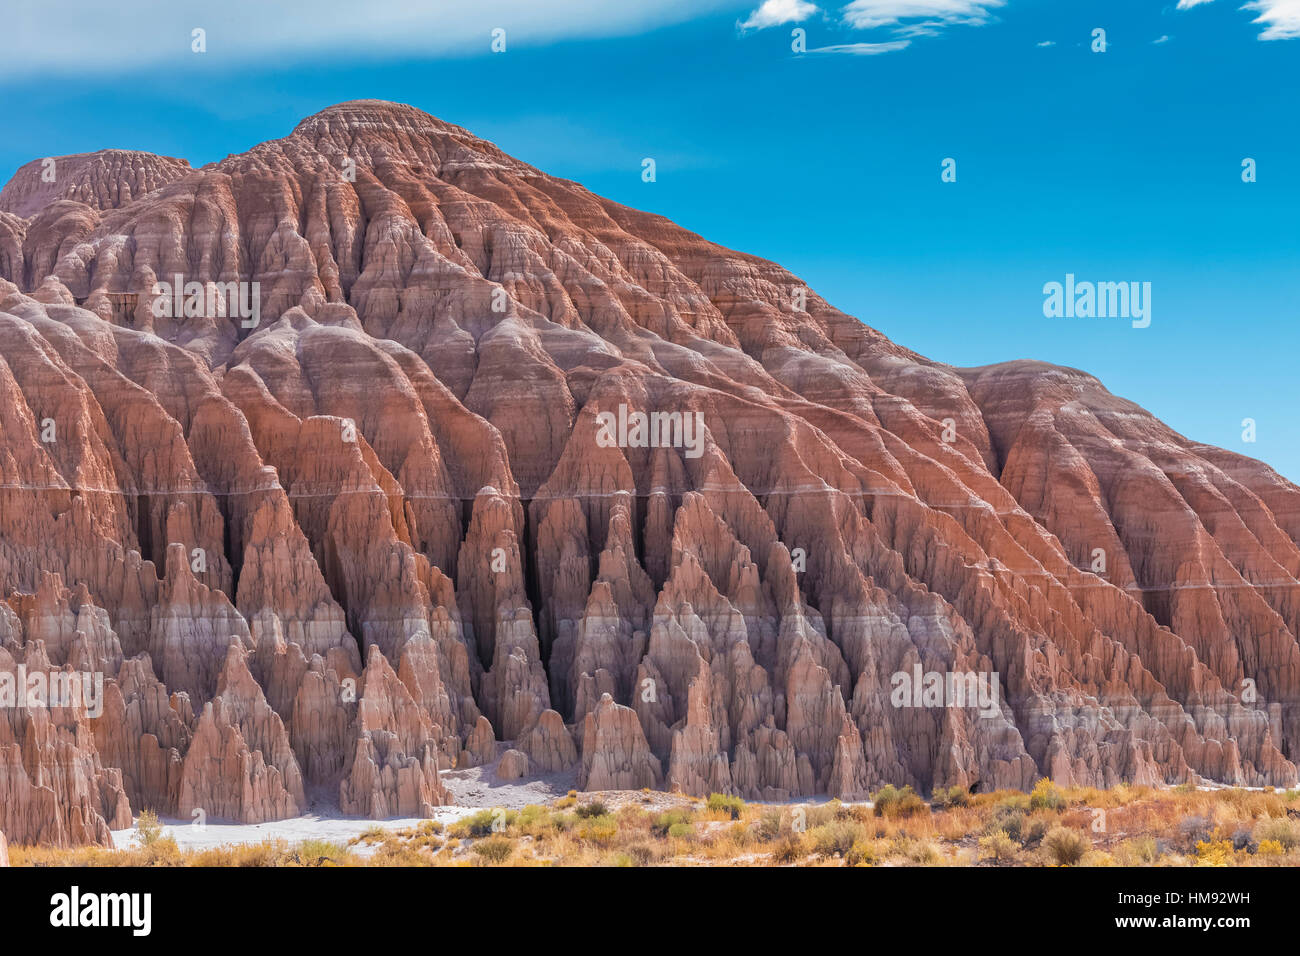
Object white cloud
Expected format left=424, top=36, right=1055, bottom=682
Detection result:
left=839, top=0, right=1005, bottom=30
left=740, top=0, right=820, bottom=29
left=892, top=20, right=949, bottom=37
left=1242, top=0, right=1300, bottom=39
left=810, top=39, right=912, bottom=53
left=1175, top=0, right=1300, bottom=39
left=1036, top=39, right=1055, bottom=46
left=1153, top=34, right=1171, bottom=43
left=0, top=0, right=739, bottom=77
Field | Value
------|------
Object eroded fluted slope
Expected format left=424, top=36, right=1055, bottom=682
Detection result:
left=1, top=101, right=1297, bottom=846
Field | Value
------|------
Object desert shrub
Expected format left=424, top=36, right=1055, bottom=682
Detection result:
left=575, top=800, right=609, bottom=819
left=135, top=809, right=164, bottom=847
left=1021, top=815, right=1051, bottom=846
left=931, top=786, right=970, bottom=810
left=1042, top=826, right=1089, bottom=866
left=666, top=822, right=694, bottom=840
left=1195, top=839, right=1234, bottom=866
left=579, top=816, right=619, bottom=847
left=836, top=803, right=874, bottom=823
left=845, top=840, right=878, bottom=867
left=905, top=841, right=941, bottom=865
left=769, top=834, right=808, bottom=864
left=1229, top=826, right=1253, bottom=851
left=978, top=829, right=1018, bottom=862
left=626, top=842, right=657, bottom=866
left=984, top=805, right=1026, bottom=843
left=514, top=806, right=546, bottom=827
left=515, top=805, right=550, bottom=831
left=755, top=809, right=784, bottom=842
left=1256, top=839, right=1286, bottom=857
left=720, top=822, right=754, bottom=852
left=651, top=809, right=694, bottom=837
left=885, top=834, right=941, bottom=865
left=1254, top=816, right=1300, bottom=850
left=453, top=809, right=506, bottom=838
left=294, top=840, right=352, bottom=865
left=803, top=803, right=838, bottom=828
left=872, top=785, right=927, bottom=819
left=1029, top=778, right=1066, bottom=811
left=706, top=793, right=745, bottom=820
left=229, top=840, right=292, bottom=868
left=613, top=806, right=650, bottom=831
left=140, top=835, right=183, bottom=866
left=810, top=821, right=863, bottom=858
left=1176, top=815, right=1214, bottom=851
left=1123, top=837, right=1160, bottom=865
left=547, top=812, right=577, bottom=833
left=992, top=793, right=1031, bottom=815
left=368, top=841, right=431, bottom=866
left=472, top=836, right=513, bottom=864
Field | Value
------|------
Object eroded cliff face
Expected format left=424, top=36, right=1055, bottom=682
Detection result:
left=1, top=100, right=1297, bottom=846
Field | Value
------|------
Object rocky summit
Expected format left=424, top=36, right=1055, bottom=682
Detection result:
left=1, top=100, right=1298, bottom=847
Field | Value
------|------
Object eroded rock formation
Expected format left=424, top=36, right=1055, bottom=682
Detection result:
left=1, top=100, right=1298, bottom=845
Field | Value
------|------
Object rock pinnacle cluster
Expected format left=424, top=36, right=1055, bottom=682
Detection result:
left=1, top=101, right=1297, bottom=847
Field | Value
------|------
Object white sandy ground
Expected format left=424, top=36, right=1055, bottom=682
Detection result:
left=108, top=754, right=584, bottom=853
left=110, top=807, right=476, bottom=853
left=105, top=773, right=1270, bottom=853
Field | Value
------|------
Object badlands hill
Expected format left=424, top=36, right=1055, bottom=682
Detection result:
left=1, top=101, right=1297, bottom=847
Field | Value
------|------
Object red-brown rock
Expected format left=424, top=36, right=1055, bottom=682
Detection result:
left=0, top=100, right=1297, bottom=843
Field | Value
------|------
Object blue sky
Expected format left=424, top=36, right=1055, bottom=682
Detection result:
left=2, top=0, right=1297, bottom=480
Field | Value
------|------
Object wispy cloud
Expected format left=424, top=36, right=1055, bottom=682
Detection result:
left=0, top=0, right=739, bottom=77
left=1243, top=0, right=1300, bottom=39
left=740, top=0, right=820, bottom=30
left=1036, top=39, right=1055, bottom=46
left=810, top=39, right=913, bottom=53
left=1153, top=34, right=1171, bottom=43
left=840, top=0, right=1005, bottom=31
left=1175, top=0, right=1300, bottom=40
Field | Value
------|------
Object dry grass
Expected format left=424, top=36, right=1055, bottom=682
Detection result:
left=13, top=836, right=360, bottom=867
left=10, top=785, right=1300, bottom=867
